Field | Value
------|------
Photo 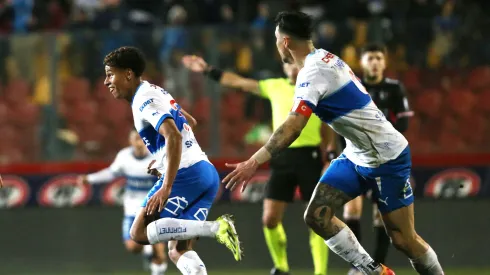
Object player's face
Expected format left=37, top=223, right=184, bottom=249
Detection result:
left=104, top=65, right=131, bottom=99
left=361, top=51, right=386, bottom=78
left=283, top=63, right=299, bottom=83
left=275, top=27, right=293, bottom=64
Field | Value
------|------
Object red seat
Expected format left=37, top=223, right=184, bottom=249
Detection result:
left=446, top=89, right=475, bottom=118
left=402, top=68, right=421, bottom=91
left=61, top=77, right=91, bottom=104
left=98, top=100, right=131, bottom=126
left=476, top=89, right=490, bottom=113
left=64, top=100, right=98, bottom=125
left=7, top=102, right=40, bottom=127
left=467, top=66, right=490, bottom=90
left=4, top=79, right=30, bottom=106
left=412, top=89, right=442, bottom=119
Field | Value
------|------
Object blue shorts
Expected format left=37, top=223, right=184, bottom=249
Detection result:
left=122, top=215, right=135, bottom=241
left=142, top=161, right=220, bottom=221
left=320, top=146, right=413, bottom=214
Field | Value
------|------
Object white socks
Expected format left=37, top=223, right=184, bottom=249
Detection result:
left=410, top=246, right=444, bottom=275
left=143, top=245, right=153, bottom=257
left=150, top=262, right=168, bottom=275
left=176, top=250, right=207, bottom=275
left=147, top=218, right=220, bottom=244
left=325, top=227, right=381, bottom=275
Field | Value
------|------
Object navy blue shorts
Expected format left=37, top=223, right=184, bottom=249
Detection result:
left=142, top=161, right=220, bottom=221
left=319, top=146, right=413, bottom=214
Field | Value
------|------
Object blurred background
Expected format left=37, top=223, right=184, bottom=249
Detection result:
left=0, top=0, right=489, bottom=274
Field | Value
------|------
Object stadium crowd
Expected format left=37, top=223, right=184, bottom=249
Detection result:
left=0, top=0, right=489, bottom=164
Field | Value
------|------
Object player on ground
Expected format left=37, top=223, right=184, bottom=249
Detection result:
left=343, top=43, right=414, bottom=275
left=223, top=11, right=444, bottom=275
left=78, top=130, right=168, bottom=275
left=103, top=46, right=243, bottom=275
left=181, top=55, right=334, bottom=275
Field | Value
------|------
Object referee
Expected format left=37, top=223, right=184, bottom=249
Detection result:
left=342, top=43, right=413, bottom=275
left=182, top=55, right=335, bottom=275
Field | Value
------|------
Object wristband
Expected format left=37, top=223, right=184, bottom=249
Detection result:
left=204, top=66, right=223, bottom=82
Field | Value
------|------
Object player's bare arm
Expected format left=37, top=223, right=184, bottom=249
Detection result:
left=181, top=55, right=260, bottom=94
left=223, top=112, right=310, bottom=191
left=0, top=174, right=3, bottom=188
left=145, top=118, right=182, bottom=216
left=180, top=108, right=197, bottom=129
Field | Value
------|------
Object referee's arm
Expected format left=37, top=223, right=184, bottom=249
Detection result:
left=181, top=55, right=260, bottom=95
left=393, top=83, right=413, bottom=133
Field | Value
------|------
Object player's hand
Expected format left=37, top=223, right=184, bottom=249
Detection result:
left=181, top=55, right=208, bottom=73
left=147, top=160, right=162, bottom=178
left=223, top=159, right=259, bottom=192
left=146, top=185, right=171, bottom=216
left=0, top=175, right=3, bottom=188
left=77, top=175, right=89, bottom=186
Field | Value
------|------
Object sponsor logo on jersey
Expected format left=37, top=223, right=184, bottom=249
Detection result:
left=38, top=175, right=92, bottom=207
left=297, top=82, right=310, bottom=88
left=0, top=175, right=30, bottom=208
left=139, top=98, right=154, bottom=112
left=101, top=177, right=125, bottom=206
left=169, top=99, right=180, bottom=111
left=424, top=168, right=481, bottom=198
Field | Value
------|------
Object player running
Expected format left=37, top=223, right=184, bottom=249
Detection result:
left=223, top=11, right=444, bottom=275
left=181, top=55, right=334, bottom=275
left=103, top=46, right=242, bottom=275
left=78, top=130, right=168, bottom=275
left=343, top=43, right=414, bottom=275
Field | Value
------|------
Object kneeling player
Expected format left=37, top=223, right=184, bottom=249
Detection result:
left=78, top=130, right=168, bottom=274
left=103, top=46, right=243, bottom=275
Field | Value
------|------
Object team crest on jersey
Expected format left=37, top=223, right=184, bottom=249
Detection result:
left=101, top=177, right=125, bottom=206
left=38, top=175, right=92, bottom=207
left=0, top=175, right=30, bottom=208
left=424, top=168, right=481, bottom=199
left=169, top=99, right=180, bottom=111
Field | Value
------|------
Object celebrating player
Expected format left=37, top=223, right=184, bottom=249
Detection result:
left=182, top=55, right=335, bottom=275
left=343, top=43, right=414, bottom=275
left=223, top=11, right=443, bottom=275
left=103, top=46, right=242, bottom=275
left=78, top=130, right=168, bottom=275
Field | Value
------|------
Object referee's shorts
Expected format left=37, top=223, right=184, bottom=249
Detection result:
left=265, top=146, right=323, bottom=203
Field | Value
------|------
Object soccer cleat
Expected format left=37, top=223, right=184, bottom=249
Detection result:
left=215, top=214, right=243, bottom=261
left=270, top=267, right=290, bottom=275
left=380, top=264, right=395, bottom=275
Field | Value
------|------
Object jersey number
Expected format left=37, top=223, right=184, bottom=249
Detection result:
left=349, top=70, right=368, bottom=94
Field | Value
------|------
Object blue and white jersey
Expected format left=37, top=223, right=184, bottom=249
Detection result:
left=131, top=81, right=209, bottom=174
left=292, top=49, right=408, bottom=168
left=87, top=147, right=156, bottom=216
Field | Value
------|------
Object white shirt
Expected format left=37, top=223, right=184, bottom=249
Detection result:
left=292, top=49, right=408, bottom=168
left=87, top=147, right=155, bottom=216
left=131, top=81, right=209, bottom=174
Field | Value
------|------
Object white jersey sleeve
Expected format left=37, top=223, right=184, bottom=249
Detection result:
left=109, top=149, right=126, bottom=176
left=135, top=86, right=174, bottom=134
left=293, top=61, right=332, bottom=108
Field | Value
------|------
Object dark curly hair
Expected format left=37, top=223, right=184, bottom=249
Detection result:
left=103, top=46, right=146, bottom=77
left=361, top=43, right=388, bottom=56
left=275, top=11, right=313, bottom=40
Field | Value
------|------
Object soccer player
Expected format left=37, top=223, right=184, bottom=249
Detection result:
left=103, top=46, right=242, bottom=275
left=181, top=55, right=335, bottom=275
left=343, top=43, right=414, bottom=275
left=223, top=11, right=444, bottom=275
left=78, top=130, right=168, bottom=275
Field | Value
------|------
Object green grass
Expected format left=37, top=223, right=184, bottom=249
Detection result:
left=18, top=268, right=490, bottom=275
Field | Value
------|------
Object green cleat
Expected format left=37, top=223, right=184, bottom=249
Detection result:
left=215, top=214, right=243, bottom=261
